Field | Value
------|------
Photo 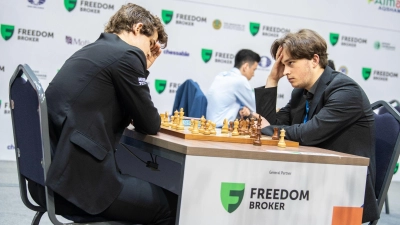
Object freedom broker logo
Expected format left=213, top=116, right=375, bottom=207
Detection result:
left=362, top=67, right=398, bottom=81
left=329, top=32, right=367, bottom=47
left=161, top=9, right=206, bottom=26
left=154, top=79, right=181, bottom=94
left=221, top=182, right=245, bottom=213
left=201, top=49, right=234, bottom=64
left=368, top=0, right=400, bottom=14
left=1, top=24, right=54, bottom=42
left=64, top=0, right=114, bottom=14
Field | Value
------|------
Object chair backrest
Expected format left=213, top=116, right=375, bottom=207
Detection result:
left=371, top=100, right=400, bottom=214
left=172, top=79, right=207, bottom=118
left=378, top=99, right=400, bottom=115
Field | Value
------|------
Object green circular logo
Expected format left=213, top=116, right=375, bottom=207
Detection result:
left=374, top=41, right=381, bottom=50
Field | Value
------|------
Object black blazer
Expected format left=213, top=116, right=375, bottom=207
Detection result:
left=45, top=33, right=160, bottom=214
left=255, top=66, right=379, bottom=222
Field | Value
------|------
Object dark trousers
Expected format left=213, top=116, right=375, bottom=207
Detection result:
left=28, top=174, right=177, bottom=225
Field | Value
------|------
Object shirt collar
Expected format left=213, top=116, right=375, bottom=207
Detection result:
left=303, top=76, right=321, bottom=100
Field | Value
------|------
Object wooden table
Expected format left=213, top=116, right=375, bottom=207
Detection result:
left=116, top=128, right=369, bottom=225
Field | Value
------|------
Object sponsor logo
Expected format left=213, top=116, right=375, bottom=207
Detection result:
left=162, top=9, right=206, bottom=26
left=138, top=77, right=147, bottom=86
left=374, top=41, right=396, bottom=51
left=163, top=49, right=190, bottom=57
left=168, top=82, right=181, bottom=93
left=212, top=19, right=222, bottom=30
left=212, top=19, right=245, bottom=31
left=3, top=101, right=10, bottom=114
left=201, top=49, right=213, bottom=63
left=1, top=24, right=54, bottom=42
left=261, top=26, right=290, bottom=37
left=28, top=0, right=46, bottom=9
left=64, top=0, right=114, bottom=14
left=249, top=22, right=260, bottom=36
left=329, top=32, right=367, bottom=47
left=338, top=66, right=348, bottom=75
left=7, top=144, right=15, bottom=150
left=64, top=0, right=77, bottom=12
left=278, top=94, right=284, bottom=99
left=65, top=35, right=91, bottom=46
left=258, top=56, right=272, bottom=70
left=0, top=65, right=4, bottom=72
left=221, top=182, right=245, bottom=213
left=362, top=67, right=398, bottom=81
left=1, top=24, right=14, bottom=41
left=368, top=0, right=400, bottom=14
left=155, top=79, right=167, bottom=94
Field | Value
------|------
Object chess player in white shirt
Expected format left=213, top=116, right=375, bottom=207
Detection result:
left=206, top=49, right=260, bottom=127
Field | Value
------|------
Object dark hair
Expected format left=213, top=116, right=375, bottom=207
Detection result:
left=104, top=3, right=168, bottom=48
left=270, top=29, right=328, bottom=68
left=328, top=59, right=336, bottom=70
left=234, top=49, right=261, bottom=69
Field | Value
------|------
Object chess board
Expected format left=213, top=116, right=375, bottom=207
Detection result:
left=159, top=127, right=299, bottom=147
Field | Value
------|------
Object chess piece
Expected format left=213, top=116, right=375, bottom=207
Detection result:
left=272, top=127, right=279, bottom=140
left=232, top=119, right=239, bottom=136
left=210, top=122, right=216, bottom=135
left=172, top=110, right=179, bottom=129
left=169, top=115, right=174, bottom=129
left=204, top=120, right=211, bottom=135
left=278, top=128, right=286, bottom=148
left=239, top=119, right=244, bottom=135
left=160, top=113, right=165, bottom=127
left=228, top=121, right=234, bottom=133
left=191, top=120, right=199, bottom=134
left=164, top=112, right=169, bottom=127
left=253, top=124, right=262, bottom=146
left=244, top=119, right=250, bottom=135
left=199, top=116, right=206, bottom=134
left=221, top=118, right=229, bottom=133
left=188, top=119, right=194, bottom=131
left=177, top=116, right=184, bottom=130
left=249, top=118, right=256, bottom=138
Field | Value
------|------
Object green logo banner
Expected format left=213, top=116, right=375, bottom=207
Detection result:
left=249, top=22, right=260, bottom=36
left=162, top=10, right=173, bottom=24
left=1, top=24, right=14, bottom=41
left=64, top=0, right=77, bottom=12
left=220, top=182, right=245, bottom=213
left=374, top=41, right=381, bottom=50
left=330, top=33, right=339, bottom=46
left=362, top=67, right=372, bottom=80
left=201, top=49, right=213, bottom=63
left=155, top=79, right=167, bottom=94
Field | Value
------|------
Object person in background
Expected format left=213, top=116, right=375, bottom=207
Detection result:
left=206, top=49, right=260, bottom=127
left=255, top=29, right=379, bottom=223
left=28, top=3, right=177, bottom=224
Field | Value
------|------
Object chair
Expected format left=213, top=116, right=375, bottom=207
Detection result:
left=172, top=79, right=207, bottom=118
left=369, top=100, right=400, bottom=225
left=9, top=64, right=129, bottom=225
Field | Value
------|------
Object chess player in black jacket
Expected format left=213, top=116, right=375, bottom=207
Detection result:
left=28, top=4, right=177, bottom=224
left=255, top=29, right=379, bottom=223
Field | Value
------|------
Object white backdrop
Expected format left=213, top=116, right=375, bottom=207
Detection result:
left=1, top=0, right=399, bottom=179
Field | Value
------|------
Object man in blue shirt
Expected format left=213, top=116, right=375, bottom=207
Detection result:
left=206, top=49, right=260, bottom=127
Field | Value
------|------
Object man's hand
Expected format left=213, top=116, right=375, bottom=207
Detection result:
left=146, top=42, right=161, bottom=69
left=239, top=106, right=251, bottom=118
left=266, top=46, right=285, bottom=88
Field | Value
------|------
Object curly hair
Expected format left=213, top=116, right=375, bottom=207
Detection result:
left=104, top=3, right=168, bottom=48
left=270, top=29, right=328, bottom=68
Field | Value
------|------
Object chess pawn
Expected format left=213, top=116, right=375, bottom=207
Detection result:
left=177, top=116, right=184, bottom=130
left=221, top=118, right=229, bottom=133
left=164, top=112, right=169, bottom=127
left=188, top=119, right=194, bottom=131
left=210, top=122, right=216, bottom=135
left=191, top=120, right=199, bottom=134
left=204, top=121, right=211, bottom=135
left=232, top=119, right=239, bottom=136
left=179, top=108, right=185, bottom=119
left=238, top=119, right=244, bottom=135
left=244, top=119, right=250, bottom=135
left=172, top=110, right=179, bottom=129
left=272, top=127, right=279, bottom=140
left=278, top=128, right=286, bottom=148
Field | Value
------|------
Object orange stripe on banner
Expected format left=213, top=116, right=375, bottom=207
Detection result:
left=331, top=206, right=363, bottom=225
